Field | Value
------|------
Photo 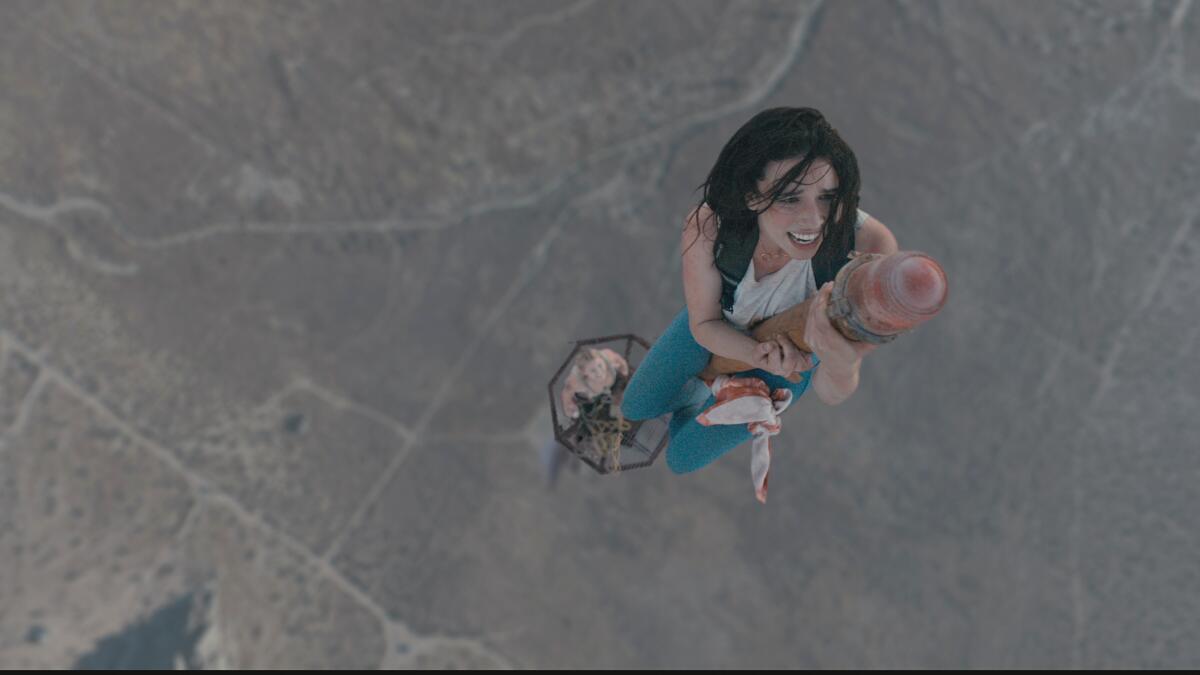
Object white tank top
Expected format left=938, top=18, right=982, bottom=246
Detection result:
left=722, top=209, right=870, bottom=333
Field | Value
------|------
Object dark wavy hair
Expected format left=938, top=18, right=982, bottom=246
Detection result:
left=684, top=107, right=861, bottom=263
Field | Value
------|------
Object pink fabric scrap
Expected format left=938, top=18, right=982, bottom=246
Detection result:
left=695, top=375, right=793, bottom=503
left=559, top=348, right=630, bottom=419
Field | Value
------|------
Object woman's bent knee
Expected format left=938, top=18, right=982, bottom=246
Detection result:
left=620, top=396, right=656, bottom=422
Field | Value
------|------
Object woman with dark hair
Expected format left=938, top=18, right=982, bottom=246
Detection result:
left=621, top=107, right=899, bottom=475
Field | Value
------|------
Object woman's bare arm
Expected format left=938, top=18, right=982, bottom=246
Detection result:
left=810, top=216, right=899, bottom=404
left=681, top=205, right=761, bottom=364
left=856, top=215, right=899, bottom=255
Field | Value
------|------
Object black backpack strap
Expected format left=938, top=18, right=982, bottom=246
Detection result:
left=713, top=223, right=758, bottom=313
left=712, top=217, right=858, bottom=313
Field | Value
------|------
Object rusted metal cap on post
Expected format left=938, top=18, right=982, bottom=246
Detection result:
left=830, top=251, right=949, bottom=343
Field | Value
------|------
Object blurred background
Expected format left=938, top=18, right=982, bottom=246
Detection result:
left=1, top=0, right=1198, bottom=668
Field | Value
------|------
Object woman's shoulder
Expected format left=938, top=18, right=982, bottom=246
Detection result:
left=855, top=207, right=870, bottom=230
left=685, top=202, right=720, bottom=240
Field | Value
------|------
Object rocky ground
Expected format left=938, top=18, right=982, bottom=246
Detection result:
left=1, top=0, right=1198, bottom=668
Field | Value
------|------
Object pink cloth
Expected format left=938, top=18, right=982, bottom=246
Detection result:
left=559, top=348, right=630, bottom=419
left=695, top=375, right=793, bottom=503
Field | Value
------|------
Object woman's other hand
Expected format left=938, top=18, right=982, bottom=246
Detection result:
left=751, top=334, right=813, bottom=378
left=804, top=282, right=878, bottom=370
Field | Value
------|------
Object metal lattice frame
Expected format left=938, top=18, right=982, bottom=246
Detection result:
left=547, top=334, right=668, bottom=474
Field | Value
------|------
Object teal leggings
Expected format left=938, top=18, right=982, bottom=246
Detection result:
left=620, top=307, right=818, bottom=474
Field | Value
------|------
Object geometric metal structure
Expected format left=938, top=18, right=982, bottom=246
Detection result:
left=547, top=333, right=669, bottom=474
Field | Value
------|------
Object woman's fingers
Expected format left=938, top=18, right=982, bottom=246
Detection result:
left=755, top=341, right=780, bottom=374
left=806, top=283, right=844, bottom=357
left=759, top=336, right=825, bottom=377
left=770, top=343, right=784, bottom=375
left=773, top=335, right=799, bottom=374
left=754, top=342, right=769, bottom=365
left=798, top=349, right=813, bottom=371
left=759, top=341, right=778, bottom=366
left=770, top=343, right=786, bottom=376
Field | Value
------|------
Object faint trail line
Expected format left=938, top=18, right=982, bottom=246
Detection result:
left=113, top=218, right=448, bottom=248
left=0, top=191, right=110, bottom=221
left=1, top=328, right=226, bottom=510
left=0, top=189, right=142, bottom=277
left=949, top=8, right=1187, bottom=181
left=1065, top=203, right=1197, bottom=669
left=443, top=0, right=597, bottom=51
left=26, top=23, right=237, bottom=162
left=6, top=372, right=49, bottom=440
left=293, top=376, right=416, bottom=444
left=322, top=202, right=571, bottom=562
left=5, top=7, right=827, bottom=666
left=324, top=0, right=830, bottom=561
left=170, top=499, right=202, bottom=548
left=9, top=3, right=823, bottom=252
left=1090, top=206, right=1197, bottom=404
left=580, top=0, right=828, bottom=169
left=0, top=327, right=511, bottom=669
left=1170, top=0, right=1193, bottom=30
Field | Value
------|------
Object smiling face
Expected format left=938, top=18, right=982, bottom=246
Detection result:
left=746, top=157, right=843, bottom=260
